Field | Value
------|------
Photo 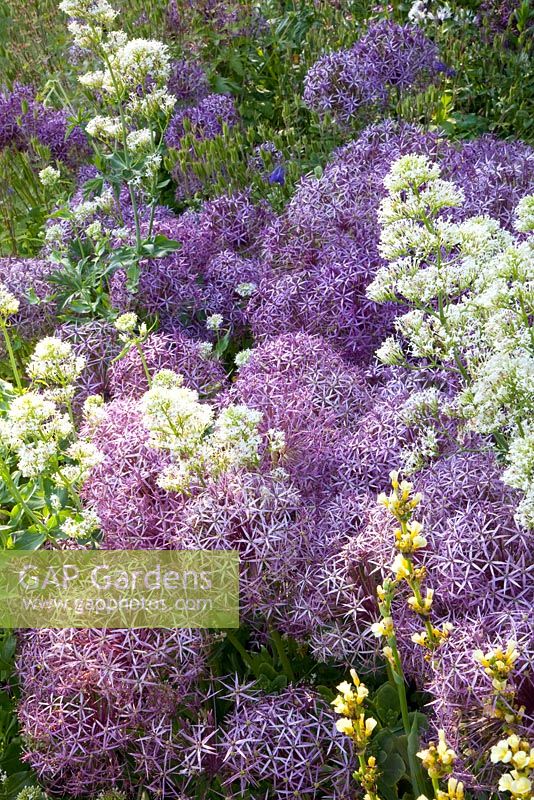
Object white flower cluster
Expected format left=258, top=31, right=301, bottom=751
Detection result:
left=38, top=165, right=61, bottom=187
left=141, top=370, right=264, bottom=493
left=27, top=336, right=85, bottom=403
left=369, top=154, right=534, bottom=526
left=60, top=0, right=175, bottom=192
left=0, top=283, right=19, bottom=319
left=0, top=337, right=104, bottom=491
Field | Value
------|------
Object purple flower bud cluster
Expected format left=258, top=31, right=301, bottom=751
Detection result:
left=303, top=21, right=447, bottom=124
left=0, top=84, right=88, bottom=166
left=165, top=94, right=238, bottom=149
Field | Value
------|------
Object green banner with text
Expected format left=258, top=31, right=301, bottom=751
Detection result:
left=0, top=550, right=239, bottom=628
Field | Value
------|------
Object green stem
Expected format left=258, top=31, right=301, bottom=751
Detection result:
left=1, top=323, right=22, bottom=390
left=135, top=340, right=152, bottom=387
left=0, top=461, right=48, bottom=535
left=270, top=626, right=295, bottom=681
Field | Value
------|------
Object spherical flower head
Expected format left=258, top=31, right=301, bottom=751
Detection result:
left=27, top=336, right=86, bottom=388
left=0, top=283, right=20, bottom=319
left=39, top=165, right=61, bottom=187
left=234, top=348, right=252, bottom=368
left=114, top=311, right=138, bottom=333
left=514, top=195, right=534, bottom=233
left=206, top=313, right=223, bottom=331
left=384, top=154, right=441, bottom=193
left=61, top=509, right=100, bottom=540
left=235, top=281, right=256, bottom=298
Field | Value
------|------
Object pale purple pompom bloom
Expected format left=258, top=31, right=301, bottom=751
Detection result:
left=0, top=84, right=88, bottom=165
left=55, top=320, right=120, bottom=409
left=17, top=627, right=207, bottom=796
left=165, top=94, right=238, bottom=149
left=175, top=471, right=321, bottom=633
left=0, top=256, right=55, bottom=341
left=220, top=685, right=353, bottom=799
left=81, top=398, right=185, bottom=549
left=224, top=333, right=369, bottom=498
left=110, top=192, right=273, bottom=333
left=303, top=21, right=446, bottom=124
left=108, top=328, right=226, bottom=399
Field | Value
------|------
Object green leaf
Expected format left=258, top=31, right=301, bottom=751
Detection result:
left=377, top=752, right=406, bottom=788
left=375, top=682, right=401, bottom=723
left=13, top=531, right=46, bottom=550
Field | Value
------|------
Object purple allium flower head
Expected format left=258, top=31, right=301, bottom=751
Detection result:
left=108, top=328, right=226, bottom=399
left=220, top=685, right=353, bottom=799
left=165, top=94, right=238, bottom=149
left=110, top=192, right=273, bottom=332
left=175, top=471, right=322, bottom=632
left=17, top=627, right=207, bottom=796
left=0, top=84, right=88, bottom=166
left=224, top=333, right=369, bottom=497
left=0, top=257, right=56, bottom=342
left=81, top=397, right=185, bottom=549
left=303, top=21, right=446, bottom=124
left=55, top=320, right=120, bottom=410
left=167, top=59, right=210, bottom=105
left=444, top=135, right=534, bottom=231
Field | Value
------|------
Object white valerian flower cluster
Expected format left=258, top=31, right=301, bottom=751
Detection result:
left=206, top=313, right=224, bottom=332
left=60, top=0, right=175, bottom=194
left=235, top=282, right=257, bottom=298
left=0, top=283, right=20, bottom=319
left=0, top=337, right=104, bottom=490
left=368, top=154, right=534, bottom=526
left=61, top=508, right=100, bottom=540
left=141, top=370, right=265, bottom=493
left=38, top=165, right=61, bottom=187
left=234, top=349, right=253, bottom=368
left=27, top=336, right=86, bottom=403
